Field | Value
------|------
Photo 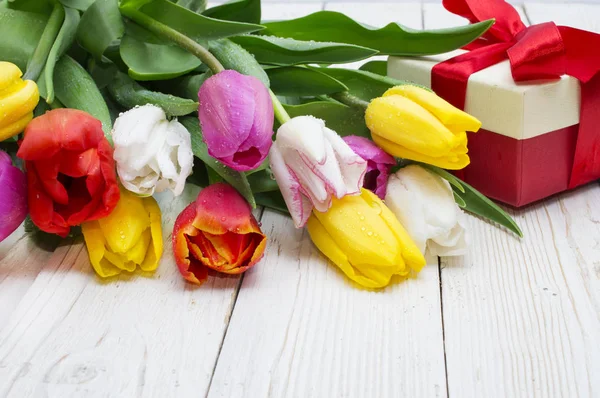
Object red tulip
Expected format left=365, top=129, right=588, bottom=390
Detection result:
left=172, top=183, right=267, bottom=285
left=17, top=109, right=119, bottom=237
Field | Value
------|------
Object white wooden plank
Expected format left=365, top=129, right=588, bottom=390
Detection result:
left=0, top=225, right=59, bottom=330
left=423, top=3, right=528, bottom=29
left=325, top=2, right=422, bottom=29
left=524, top=3, right=600, bottom=33
left=261, top=2, right=323, bottom=21
left=0, top=186, right=245, bottom=398
left=207, top=210, right=447, bottom=398
left=441, top=187, right=600, bottom=397
left=429, top=4, right=600, bottom=397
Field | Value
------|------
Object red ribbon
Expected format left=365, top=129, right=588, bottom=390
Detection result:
left=432, top=0, right=600, bottom=188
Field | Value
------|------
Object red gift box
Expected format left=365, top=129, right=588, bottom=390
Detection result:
left=387, top=0, right=600, bottom=207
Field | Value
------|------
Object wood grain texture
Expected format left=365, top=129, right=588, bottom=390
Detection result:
left=430, top=3, right=600, bottom=398
left=208, top=210, right=447, bottom=398
left=0, top=186, right=246, bottom=398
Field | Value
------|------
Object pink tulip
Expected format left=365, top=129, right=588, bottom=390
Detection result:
left=0, top=150, right=27, bottom=242
left=343, top=135, right=396, bottom=199
left=198, top=70, right=274, bottom=171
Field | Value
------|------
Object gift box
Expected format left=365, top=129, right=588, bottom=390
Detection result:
left=386, top=0, right=600, bottom=207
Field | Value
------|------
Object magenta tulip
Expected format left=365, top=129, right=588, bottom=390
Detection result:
left=343, top=135, right=396, bottom=199
left=198, top=70, right=274, bottom=171
left=0, top=150, right=27, bottom=241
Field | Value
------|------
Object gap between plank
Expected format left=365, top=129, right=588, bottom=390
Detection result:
left=204, top=206, right=267, bottom=397
left=438, top=256, right=450, bottom=398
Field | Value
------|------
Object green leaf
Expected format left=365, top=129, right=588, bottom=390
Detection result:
left=169, top=0, right=206, bottom=13
left=0, top=8, right=47, bottom=71
left=48, top=55, right=113, bottom=138
left=180, top=117, right=256, bottom=208
left=267, top=66, right=348, bottom=97
left=284, top=101, right=369, bottom=137
left=151, top=72, right=211, bottom=100
left=454, top=180, right=523, bottom=237
left=59, top=0, right=95, bottom=11
left=136, top=0, right=263, bottom=42
left=254, top=191, right=289, bottom=215
left=7, top=0, right=53, bottom=13
left=120, top=28, right=202, bottom=80
left=247, top=169, right=278, bottom=193
left=453, top=192, right=466, bottom=208
left=44, top=7, right=80, bottom=103
left=203, top=0, right=260, bottom=24
left=22, top=3, right=64, bottom=81
left=229, top=35, right=378, bottom=66
left=209, top=39, right=269, bottom=86
left=108, top=72, right=198, bottom=116
left=263, top=11, right=494, bottom=56
left=359, top=60, right=386, bottom=76
left=316, top=67, right=430, bottom=102
left=77, top=0, right=124, bottom=60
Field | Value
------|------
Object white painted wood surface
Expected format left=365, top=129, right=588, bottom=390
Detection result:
left=0, top=2, right=599, bottom=398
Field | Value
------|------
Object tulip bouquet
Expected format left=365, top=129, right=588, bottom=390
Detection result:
left=0, top=0, right=522, bottom=288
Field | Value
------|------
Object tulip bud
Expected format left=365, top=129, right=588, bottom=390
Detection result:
left=198, top=70, right=274, bottom=171
left=17, top=109, right=120, bottom=237
left=366, top=85, right=481, bottom=170
left=0, top=150, right=27, bottom=242
left=385, top=165, right=468, bottom=256
left=0, top=62, right=39, bottom=141
left=307, top=188, right=425, bottom=288
left=343, top=135, right=396, bottom=199
left=269, top=116, right=367, bottom=228
left=112, top=104, right=194, bottom=197
left=172, top=183, right=267, bottom=285
left=82, top=187, right=163, bottom=278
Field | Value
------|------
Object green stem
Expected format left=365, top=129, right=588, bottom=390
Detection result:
left=331, top=91, right=370, bottom=111
left=120, top=7, right=224, bottom=74
left=269, top=89, right=290, bottom=124
left=23, top=3, right=64, bottom=81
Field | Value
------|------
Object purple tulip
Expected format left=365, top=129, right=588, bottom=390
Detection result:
left=343, top=135, right=396, bottom=199
left=198, top=70, right=274, bottom=171
left=0, top=150, right=27, bottom=242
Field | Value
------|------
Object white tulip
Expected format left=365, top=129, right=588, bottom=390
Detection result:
left=385, top=165, right=468, bottom=256
left=269, top=116, right=367, bottom=228
left=112, top=105, right=193, bottom=197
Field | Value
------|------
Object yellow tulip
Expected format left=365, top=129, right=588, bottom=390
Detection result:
left=307, top=188, right=425, bottom=288
left=365, top=85, right=481, bottom=170
left=0, top=62, right=39, bottom=141
left=82, top=187, right=163, bottom=278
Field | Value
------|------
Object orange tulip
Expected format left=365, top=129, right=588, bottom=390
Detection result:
left=172, top=183, right=267, bottom=285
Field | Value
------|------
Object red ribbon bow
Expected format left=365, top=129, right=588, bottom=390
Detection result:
left=432, top=0, right=600, bottom=188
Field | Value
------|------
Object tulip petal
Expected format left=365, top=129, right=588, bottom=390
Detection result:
left=0, top=152, right=28, bottom=242
left=0, top=80, right=39, bottom=129
left=366, top=95, right=457, bottom=157
left=141, top=196, right=164, bottom=271
left=386, top=165, right=468, bottom=257
left=172, top=202, right=210, bottom=284
left=323, top=127, right=367, bottom=196
left=0, top=112, right=33, bottom=141
left=269, top=145, right=312, bottom=227
left=372, top=134, right=470, bottom=170
left=199, top=70, right=256, bottom=158
left=307, top=214, right=396, bottom=288
left=383, top=86, right=481, bottom=134
left=81, top=221, right=123, bottom=278
left=362, top=188, right=425, bottom=273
